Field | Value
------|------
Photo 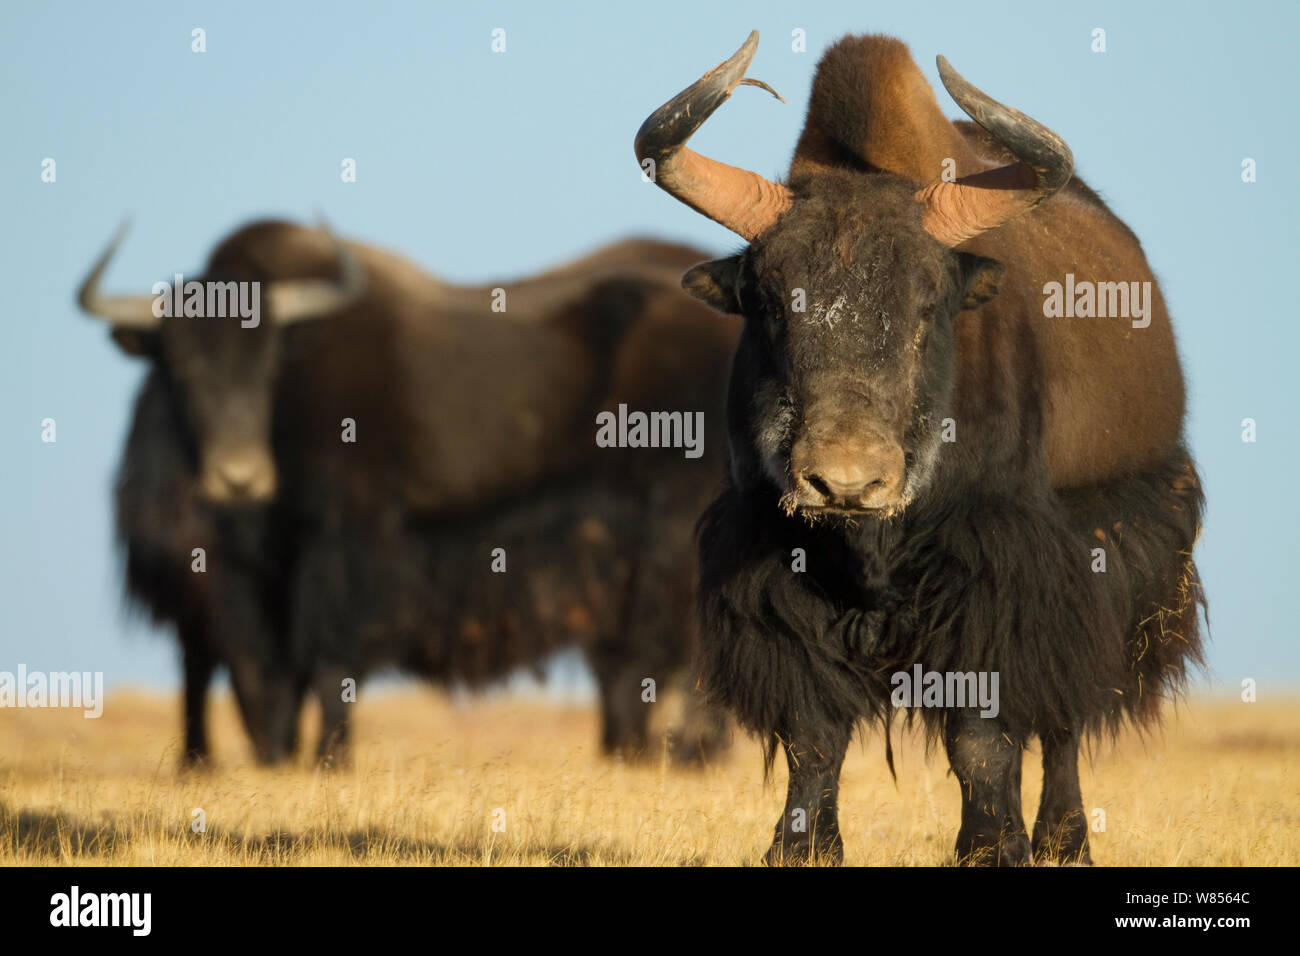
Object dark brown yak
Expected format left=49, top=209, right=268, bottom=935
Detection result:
left=81, top=222, right=736, bottom=765
left=636, top=32, right=1205, bottom=865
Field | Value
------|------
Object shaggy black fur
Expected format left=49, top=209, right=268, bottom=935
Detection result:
left=699, top=451, right=1206, bottom=752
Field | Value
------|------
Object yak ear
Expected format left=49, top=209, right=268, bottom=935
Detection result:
left=682, top=256, right=743, bottom=314
left=109, top=326, right=157, bottom=357
left=955, top=252, right=1005, bottom=310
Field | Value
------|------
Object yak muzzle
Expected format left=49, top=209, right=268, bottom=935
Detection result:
left=200, top=449, right=277, bottom=504
left=789, top=432, right=905, bottom=514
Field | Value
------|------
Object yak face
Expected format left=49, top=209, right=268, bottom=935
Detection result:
left=110, top=273, right=284, bottom=505
left=157, top=306, right=282, bottom=505
left=684, top=175, right=1003, bottom=519
left=638, top=37, right=1071, bottom=518
left=82, top=221, right=363, bottom=506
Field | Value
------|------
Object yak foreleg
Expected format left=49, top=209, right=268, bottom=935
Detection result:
left=766, top=721, right=851, bottom=866
left=1032, top=728, right=1092, bottom=864
left=215, top=566, right=297, bottom=766
left=590, top=652, right=653, bottom=759
left=313, top=664, right=354, bottom=769
left=944, top=711, right=1030, bottom=866
left=180, top=632, right=214, bottom=767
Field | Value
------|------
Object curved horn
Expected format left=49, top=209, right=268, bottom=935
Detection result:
left=915, top=56, right=1074, bottom=247
left=265, top=220, right=367, bottom=325
left=77, top=222, right=163, bottom=328
left=635, top=31, right=793, bottom=240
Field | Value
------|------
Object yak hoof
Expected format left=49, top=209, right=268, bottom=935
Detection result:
left=179, top=752, right=211, bottom=773
left=668, top=732, right=731, bottom=768
left=317, top=754, right=352, bottom=773
left=955, top=831, right=1032, bottom=867
left=764, top=833, right=844, bottom=867
left=1032, top=824, right=1093, bottom=866
left=316, top=745, right=353, bottom=772
left=1033, top=843, right=1094, bottom=867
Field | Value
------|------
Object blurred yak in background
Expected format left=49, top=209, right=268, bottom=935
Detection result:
left=80, top=222, right=736, bottom=766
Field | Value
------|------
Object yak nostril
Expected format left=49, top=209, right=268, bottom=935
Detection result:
left=801, top=470, right=890, bottom=505
left=219, top=465, right=255, bottom=494
left=209, top=456, right=274, bottom=502
left=792, top=436, right=905, bottom=510
left=804, top=473, right=834, bottom=500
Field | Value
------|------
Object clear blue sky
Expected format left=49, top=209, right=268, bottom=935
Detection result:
left=1, top=1, right=1296, bottom=695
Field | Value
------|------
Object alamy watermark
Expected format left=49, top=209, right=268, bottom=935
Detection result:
left=151, top=274, right=261, bottom=327
left=595, top=404, right=704, bottom=459
left=890, top=664, right=1000, bottom=718
left=0, top=665, right=104, bottom=717
left=1042, top=274, right=1151, bottom=329
left=50, top=886, right=150, bottom=936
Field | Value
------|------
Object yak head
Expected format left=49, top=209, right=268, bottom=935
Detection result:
left=636, top=32, right=1071, bottom=519
left=78, top=220, right=364, bottom=505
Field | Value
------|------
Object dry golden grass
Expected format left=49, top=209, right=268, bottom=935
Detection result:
left=1, top=690, right=1295, bottom=866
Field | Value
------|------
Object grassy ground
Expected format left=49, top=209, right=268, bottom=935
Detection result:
left=0, top=690, right=1295, bottom=865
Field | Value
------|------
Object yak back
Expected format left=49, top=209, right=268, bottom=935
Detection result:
left=207, top=222, right=736, bottom=521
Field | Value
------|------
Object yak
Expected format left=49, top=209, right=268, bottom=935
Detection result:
left=80, top=222, right=736, bottom=765
left=636, top=32, right=1206, bottom=865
